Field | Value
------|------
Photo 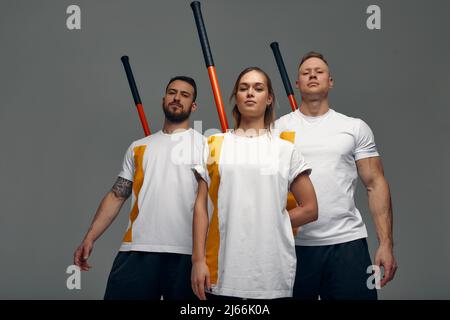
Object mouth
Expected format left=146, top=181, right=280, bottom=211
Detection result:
left=169, top=103, right=182, bottom=108
left=307, top=82, right=319, bottom=87
left=244, top=100, right=257, bottom=105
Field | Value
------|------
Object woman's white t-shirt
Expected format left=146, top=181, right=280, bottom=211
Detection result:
left=193, top=131, right=311, bottom=299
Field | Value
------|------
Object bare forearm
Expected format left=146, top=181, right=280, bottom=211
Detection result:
left=83, top=177, right=131, bottom=242
left=74, top=177, right=130, bottom=270
left=191, top=184, right=211, bottom=300
left=83, top=191, right=125, bottom=242
left=289, top=173, right=318, bottom=228
left=289, top=204, right=317, bottom=228
left=367, top=178, right=393, bottom=247
left=192, top=206, right=209, bottom=263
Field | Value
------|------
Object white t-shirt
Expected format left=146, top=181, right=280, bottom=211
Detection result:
left=118, top=128, right=205, bottom=254
left=193, top=131, right=311, bottom=299
left=274, top=108, right=379, bottom=246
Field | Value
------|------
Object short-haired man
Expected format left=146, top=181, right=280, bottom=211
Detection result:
left=274, top=52, right=397, bottom=299
left=74, top=76, right=204, bottom=299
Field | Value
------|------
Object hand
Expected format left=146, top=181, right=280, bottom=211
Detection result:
left=374, top=244, right=397, bottom=287
left=191, top=260, right=211, bottom=300
left=73, top=239, right=94, bottom=271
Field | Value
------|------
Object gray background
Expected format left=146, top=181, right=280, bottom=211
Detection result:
left=0, top=0, right=448, bottom=299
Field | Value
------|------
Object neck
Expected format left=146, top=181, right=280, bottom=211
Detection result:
left=299, top=95, right=330, bottom=116
left=237, top=117, right=266, bottom=136
left=162, top=119, right=190, bottom=134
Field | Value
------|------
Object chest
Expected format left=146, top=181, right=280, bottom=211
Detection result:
left=218, top=137, right=289, bottom=180
left=295, top=125, right=356, bottom=164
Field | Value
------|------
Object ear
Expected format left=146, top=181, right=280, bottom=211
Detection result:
left=162, top=97, right=166, bottom=104
left=295, top=79, right=300, bottom=90
left=329, top=76, right=334, bottom=89
left=267, top=95, right=273, bottom=106
left=191, top=102, right=198, bottom=112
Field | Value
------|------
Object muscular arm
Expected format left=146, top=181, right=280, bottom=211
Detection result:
left=86, top=177, right=132, bottom=241
left=73, top=177, right=132, bottom=270
left=289, top=172, right=319, bottom=228
left=357, top=156, right=397, bottom=286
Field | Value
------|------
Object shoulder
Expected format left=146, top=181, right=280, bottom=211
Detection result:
left=271, top=135, right=307, bottom=167
left=131, top=131, right=158, bottom=146
left=274, top=110, right=298, bottom=129
left=332, top=110, right=376, bottom=143
left=330, top=109, right=355, bottom=122
left=207, top=132, right=226, bottom=141
left=330, top=109, right=367, bottom=131
left=123, top=132, right=163, bottom=156
left=272, top=133, right=296, bottom=152
left=189, top=128, right=207, bottom=147
left=191, top=128, right=206, bottom=139
left=204, top=132, right=226, bottom=148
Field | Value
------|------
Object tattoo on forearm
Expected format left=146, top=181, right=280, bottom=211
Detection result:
left=111, top=177, right=132, bottom=199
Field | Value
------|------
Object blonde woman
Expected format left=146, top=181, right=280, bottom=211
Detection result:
left=191, top=67, right=318, bottom=300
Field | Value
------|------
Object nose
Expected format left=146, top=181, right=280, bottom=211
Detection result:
left=173, top=92, right=181, bottom=101
left=246, top=87, right=254, bottom=97
left=309, top=72, right=317, bottom=79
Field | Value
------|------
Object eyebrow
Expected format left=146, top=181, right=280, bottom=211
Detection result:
left=167, top=88, right=192, bottom=95
left=302, top=67, right=324, bottom=71
left=239, top=82, right=266, bottom=86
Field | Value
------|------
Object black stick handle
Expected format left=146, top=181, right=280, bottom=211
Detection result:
left=190, top=1, right=215, bottom=67
left=270, top=42, right=295, bottom=97
left=120, top=56, right=142, bottom=105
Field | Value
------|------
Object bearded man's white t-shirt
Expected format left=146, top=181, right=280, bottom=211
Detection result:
left=118, top=128, right=205, bottom=254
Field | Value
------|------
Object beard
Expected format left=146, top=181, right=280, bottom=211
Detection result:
left=162, top=102, right=193, bottom=123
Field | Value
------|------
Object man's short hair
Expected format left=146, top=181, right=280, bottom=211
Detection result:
left=298, top=51, right=329, bottom=71
left=165, top=76, right=197, bottom=101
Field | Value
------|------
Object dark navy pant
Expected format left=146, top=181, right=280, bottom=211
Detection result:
left=104, top=251, right=196, bottom=300
left=293, top=238, right=378, bottom=300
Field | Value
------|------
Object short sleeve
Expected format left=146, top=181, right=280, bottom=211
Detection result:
left=118, top=143, right=135, bottom=182
left=191, top=139, right=210, bottom=187
left=354, top=119, right=380, bottom=161
left=288, top=144, right=312, bottom=187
